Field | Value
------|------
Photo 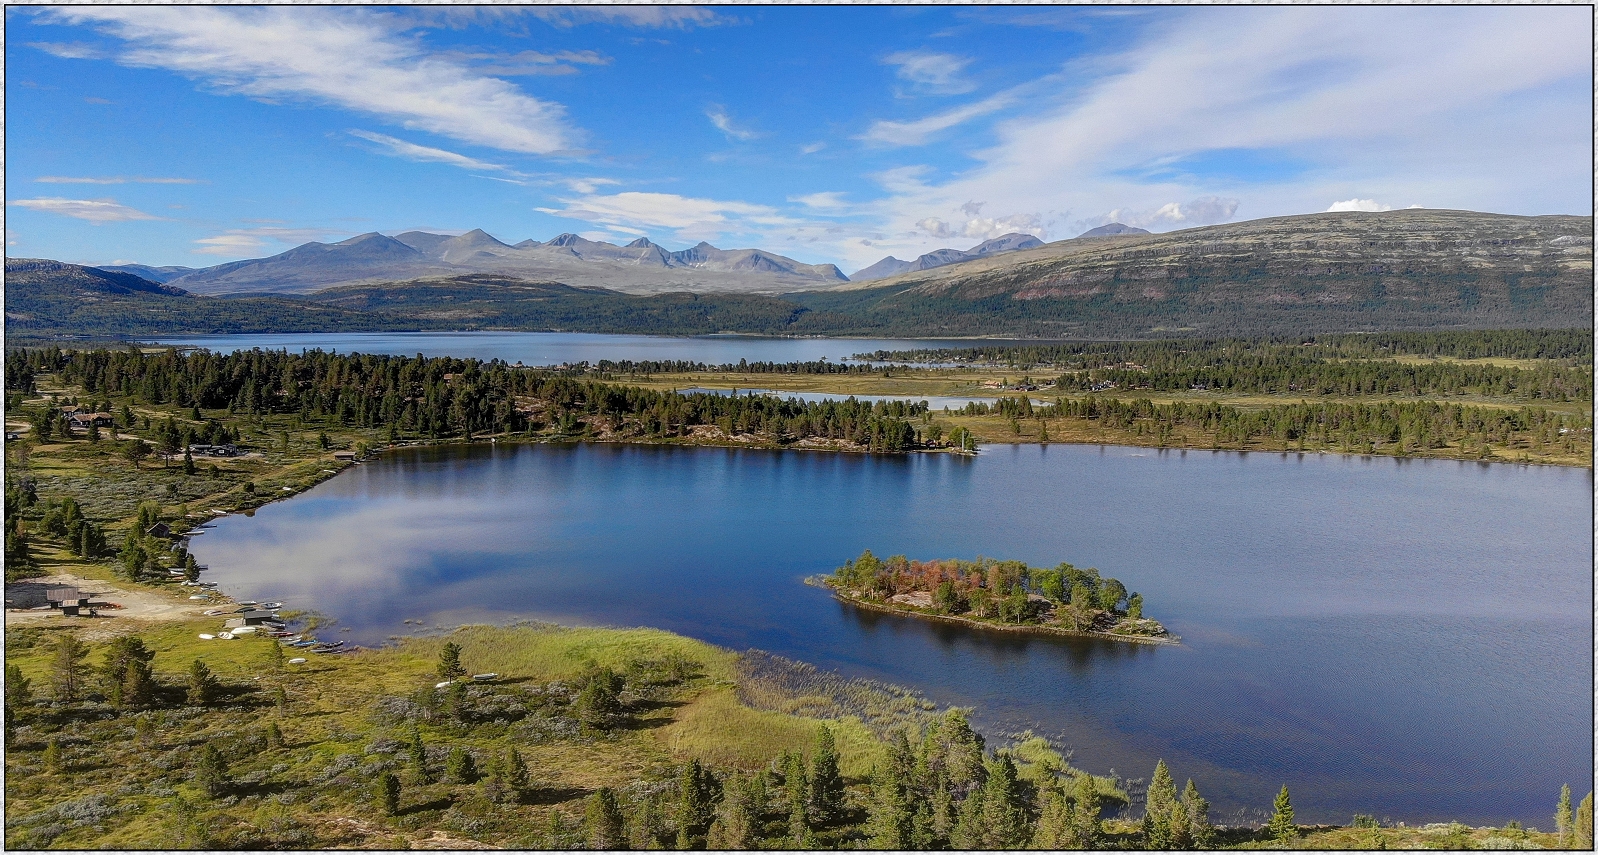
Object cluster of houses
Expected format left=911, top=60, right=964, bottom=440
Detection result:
left=187, top=444, right=240, bottom=457
left=59, top=405, right=115, bottom=433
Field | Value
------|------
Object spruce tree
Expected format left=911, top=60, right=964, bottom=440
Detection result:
left=1182, top=779, right=1213, bottom=848
left=708, top=773, right=757, bottom=850
left=1576, top=792, right=1593, bottom=849
left=407, top=724, right=431, bottom=783
left=121, top=660, right=155, bottom=709
left=186, top=659, right=219, bottom=705
left=675, top=759, right=719, bottom=849
left=979, top=755, right=1030, bottom=848
left=950, top=786, right=985, bottom=850
left=446, top=747, right=478, bottom=784
left=1072, top=772, right=1102, bottom=847
left=781, top=751, right=812, bottom=848
left=1032, top=777, right=1072, bottom=849
left=436, top=641, right=465, bottom=680
left=43, top=737, right=63, bottom=772
left=809, top=725, right=844, bottom=827
left=1267, top=785, right=1296, bottom=842
left=584, top=787, right=626, bottom=849
left=503, top=746, right=530, bottom=802
left=376, top=771, right=401, bottom=816
left=195, top=741, right=229, bottom=798
left=867, top=762, right=912, bottom=849
left=1143, top=759, right=1179, bottom=848
left=6, top=663, right=32, bottom=712
left=1557, top=784, right=1574, bottom=847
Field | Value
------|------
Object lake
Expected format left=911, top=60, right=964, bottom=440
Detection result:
left=148, top=331, right=1031, bottom=366
left=192, top=442, right=1592, bottom=826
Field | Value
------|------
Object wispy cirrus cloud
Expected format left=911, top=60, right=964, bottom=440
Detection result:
left=861, top=86, right=1023, bottom=146
left=347, top=130, right=516, bottom=175
left=10, top=197, right=163, bottom=223
left=41, top=6, right=582, bottom=156
left=29, top=41, right=103, bottom=59
left=442, top=48, right=611, bottom=77
left=36, top=175, right=203, bottom=184
left=705, top=105, right=759, bottom=141
left=883, top=50, right=975, bottom=94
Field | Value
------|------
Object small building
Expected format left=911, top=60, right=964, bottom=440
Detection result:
left=45, top=587, right=92, bottom=616
left=239, top=609, right=279, bottom=625
left=145, top=522, right=172, bottom=539
left=332, top=450, right=358, bottom=461
left=68, top=412, right=114, bottom=430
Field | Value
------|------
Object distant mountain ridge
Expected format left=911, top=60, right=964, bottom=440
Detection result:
left=160, top=229, right=849, bottom=297
left=850, top=232, right=1045, bottom=282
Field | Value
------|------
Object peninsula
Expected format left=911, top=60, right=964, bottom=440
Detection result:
left=821, top=551, right=1172, bottom=643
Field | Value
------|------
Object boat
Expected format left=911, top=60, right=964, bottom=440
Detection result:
left=287, top=657, right=307, bottom=665
left=168, top=569, right=186, bottom=576
left=470, top=673, right=499, bottom=682
left=198, top=634, right=215, bottom=640
left=435, top=680, right=454, bottom=689
left=203, top=609, right=226, bottom=616
left=260, top=602, right=284, bottom=609
left=218, top=632, right=234, bottom=639
left=231, top=626, right=258, bottom=634
left=237, top=600, right=258, bottom=606
left=188, top=595, right=207, bottom=600
left=290, top=640, right=318, bottom=647
left=313, top=640, right=345, bottom=649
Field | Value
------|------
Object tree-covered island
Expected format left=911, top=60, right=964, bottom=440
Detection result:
left=823, top=551, right=1171, bottom=643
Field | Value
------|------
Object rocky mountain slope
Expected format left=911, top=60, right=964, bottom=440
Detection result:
left=798, top=210, right=1593, bottom=336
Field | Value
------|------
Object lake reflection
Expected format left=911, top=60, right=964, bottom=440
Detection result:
left=194, top=441, right=1593, bottom=826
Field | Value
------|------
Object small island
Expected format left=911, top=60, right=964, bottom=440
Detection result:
left=820, top=550, right=1174, bottom=644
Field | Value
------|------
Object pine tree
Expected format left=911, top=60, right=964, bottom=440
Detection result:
left=437, top=641, right=465, bottom=680
left=1143, top=759, right=1179, bottom=848
left=121, top=660, right=156, bottom=708
left=6, top=663, right=33, bottom=712
left=708, top=773, right=757, bottom=850
left=951, top=785, right=985, bottom=850
left=408, top=724, right=431, bottom=783
left=43, top=737, right=63, bottom=772
left=584, top=787, right=626, bottom=849
left=446, top=747, right=479, bottom=783
left=675, top=759, right=719, bottom=849
left=1072, top=772, right=1103, bottom=848
left=1182, top=779, right=1213, bottom=848
left=186, top=659, right=219, bottom=705
left=376, top=771, right=401, bottom=816
left=809, top=725, right=844, bottom=827
left=1268, top=785, right=1296, bottom=842
left=1557, top=784, right=1574, bottom=847
left=979, top=755, right=1030, bottom=847
left=195, top=741, right=229, bottom=798
left=50, top=634, right=89, bottom=702
left=1032, top=776, right=1072, bottom=849
left=867, top=762, right=912, bottom=849
left=1576, top=792, right=1593, bottom=849
left=781, top=751, right=812, bottom=848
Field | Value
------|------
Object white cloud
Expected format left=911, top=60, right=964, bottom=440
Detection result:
left=1326, top=198, right=1392, bottom=213
left=916, top=211, right=1044, bottom=241
left=348, top=130, right=511, bottom=173
left=29, top=41, right=103, bottom=59
left=705, top=105, right=759, bottom=141
left=44, top=7, right=581, bottom=155
left=791, top=192, right=849, bottom=211
left=527, top=7, right=726, bottom=29
left=883, top=50, right=975, bottom=94
left=861, top=86, right=1024, bottom=146
left=36, top=175, right=203, bottom=184
left=542, top=191, right=810, bottom=244
left=834, top=6, right=1591, bottom=271
left=193, top=226, right=343, bottom=256
left=799, top=142, right=827, bottom=155
left=10, top=197, right=162, bottom=224
left=441, top=48, right=611, bottom=77
left=562, top=177, right=622, bottom=195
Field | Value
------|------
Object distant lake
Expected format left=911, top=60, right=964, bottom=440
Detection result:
left=192, top=441, right=1593, bottom=826
left=149, top=331, right=1036, bottom=366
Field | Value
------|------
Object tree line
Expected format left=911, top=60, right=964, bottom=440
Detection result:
left=7, top=347, right=932, bottom=453
left=964, top=394, right=1590, bottom=458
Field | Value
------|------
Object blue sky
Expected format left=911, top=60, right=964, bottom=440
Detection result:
left=7, top=5, right=1592, bottom=275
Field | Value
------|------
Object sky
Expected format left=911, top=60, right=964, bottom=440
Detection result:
left=6, top=5, right=1592, bottom=276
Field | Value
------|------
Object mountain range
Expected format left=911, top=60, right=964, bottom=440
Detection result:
left=114, top=230, right=856, bottom=297
left=847, top=224, right=1151, bottom=282
left=15, top=210, right=1590, bottom=340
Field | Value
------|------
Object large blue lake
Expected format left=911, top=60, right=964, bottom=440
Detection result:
left=150, top=331, right=1015, bottom=365
left=192, top=440, right=1593, bottom=827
